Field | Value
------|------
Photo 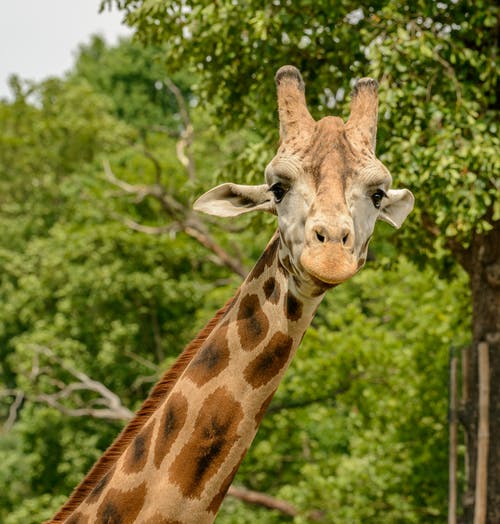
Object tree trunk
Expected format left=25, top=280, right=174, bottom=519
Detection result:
left=460, top=222, right=500, bottom=524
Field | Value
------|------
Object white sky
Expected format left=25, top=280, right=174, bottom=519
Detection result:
left=0, top=0, right=133, bottom=99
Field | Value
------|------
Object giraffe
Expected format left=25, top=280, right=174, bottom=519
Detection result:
left=49, top=65, right=414, bottom=523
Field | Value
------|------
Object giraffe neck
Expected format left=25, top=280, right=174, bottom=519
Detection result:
left=55, top=233, right=325, bottom=524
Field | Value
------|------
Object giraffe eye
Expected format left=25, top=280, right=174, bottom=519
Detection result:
left=270, top=183, right=287, bottom=203
left=371, top=189, right=387, bottom=209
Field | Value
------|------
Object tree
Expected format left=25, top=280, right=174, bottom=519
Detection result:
left=101, top=0, right=499, bottom=520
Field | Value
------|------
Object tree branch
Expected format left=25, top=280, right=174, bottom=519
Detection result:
left=228, top=486, right=324, bottom=521
left=183, top=220, right=247, bottom=277
left=113, top=215, right=178, bottom=236
left=432, top=50, right=462, bottom=106
left=112, top=213, right=247, bottom=277
left=164, top=77, right=196, bottom=181
left=1, top=389, right=24, bottom=431
left=268, top=380, right=359, bottom=415
left=103, top=159, right=247, bottom=277
left=100, top=75, right=250, bottom=278
left=103, top=159, right=178, bottom=212
left=11, top=345, right=135, bottom=422
left=448, top=348, right=458, bottom=524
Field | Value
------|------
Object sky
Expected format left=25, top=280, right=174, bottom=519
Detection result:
left=0, top=0, right=133, bottom=99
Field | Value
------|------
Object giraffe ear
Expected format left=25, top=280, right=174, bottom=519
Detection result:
left=378, top=188, right=415, bottom=228
left=193, top=183, right=276, bottom=217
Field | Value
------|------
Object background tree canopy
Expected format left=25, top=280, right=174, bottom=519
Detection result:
left=0, top=0, right=497, bottom=522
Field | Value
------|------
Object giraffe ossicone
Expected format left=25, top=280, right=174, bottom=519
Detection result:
left=50, top=65, right=414, bottom=524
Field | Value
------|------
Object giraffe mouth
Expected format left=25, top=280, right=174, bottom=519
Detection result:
left=300, top=244, right=359, bottom=284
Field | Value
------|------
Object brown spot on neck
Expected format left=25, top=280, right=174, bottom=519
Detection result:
left=285, top=290, right=303, bottom=321
left=244, top=332, right=294, bottom=388
left=185, top=325, right=230, bottom=386
left=154, top=392, right=189, bottom=469
left=237, top=294, right=270, bottom=350
left=95, top=482, right=147, bottom=523
left=122, top=422, right=154, bottom=475
left=263, top=277, right=281, bottom=305
left=169, top=387, right=244, bottom=499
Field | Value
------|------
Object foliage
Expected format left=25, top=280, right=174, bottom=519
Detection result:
left=73, top=35, right=193, bottom=134
left=0, top=34, right=471, bottom=524
left=364, top=0, right=499, bottom=270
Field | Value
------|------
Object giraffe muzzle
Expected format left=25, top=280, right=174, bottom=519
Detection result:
left=300, top=242, right=359, bottom=284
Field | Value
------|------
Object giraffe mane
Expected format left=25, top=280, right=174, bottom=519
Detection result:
left=48, top=293, right=237, bottom=523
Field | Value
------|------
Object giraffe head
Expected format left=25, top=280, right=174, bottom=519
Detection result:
left=194, top=66, right=414, bottom=289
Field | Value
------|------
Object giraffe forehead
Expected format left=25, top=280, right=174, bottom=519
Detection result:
left=268, top=115, right=371, bottom=191
left=308, top=120, right=358, bottom=183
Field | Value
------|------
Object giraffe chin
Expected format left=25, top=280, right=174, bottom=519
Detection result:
left=300, top=248, right=359, bottom=285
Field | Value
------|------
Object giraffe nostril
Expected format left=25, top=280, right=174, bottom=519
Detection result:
left=313, top=226, right=351, bottom=245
